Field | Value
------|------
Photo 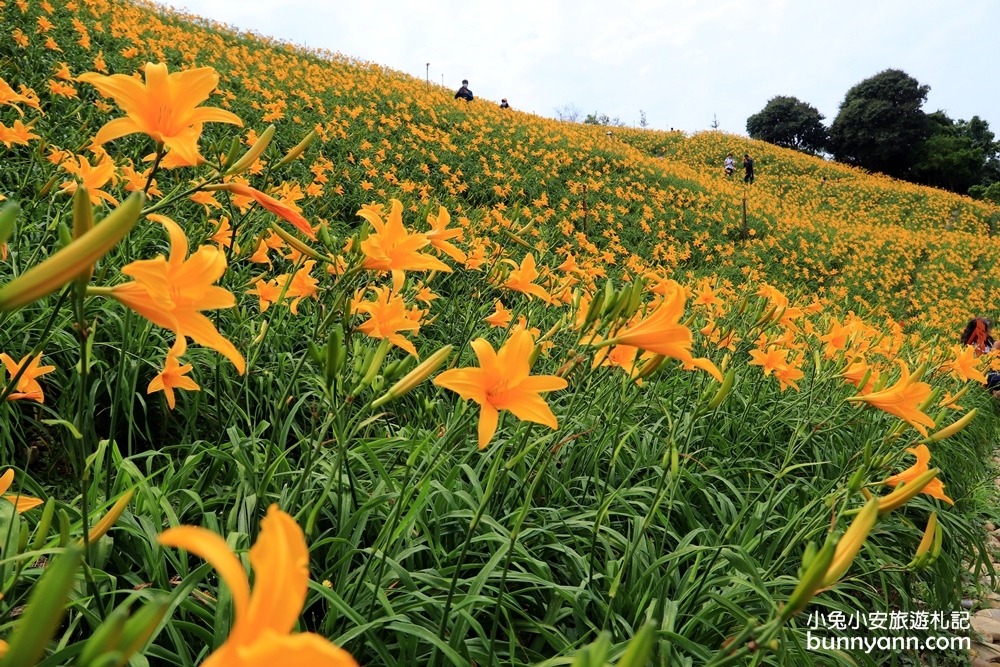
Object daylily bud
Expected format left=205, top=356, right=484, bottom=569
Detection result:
left=921, top=408, right=977, bottom=443
left=634, top=353, right=666, bottom=380
left=227, top=124, right=275, bottom=175
left=782, top=531, right=838, bottom=619
left=583, top=290, right=604, bottom=327
left=80, top=489, right=135, bottom=545
left=528, top=342, right=542, bottom=368
left=708, top=368, right=735, bottom=408
left=31, top=497, right=56, bottom=551
left=317, top=222, right=337, bottom=253
left=0, top=201, right=18, bottom=247
left=356, top=338, right=391, bottom=391
left=372, top=345, right=453, bottom=407
left=270, top=222, right=324, bottom=261
left=58, top=508, right=70, bottom=547
left=847, top=466, right=866, bottom=494
left=0, top=192, right=144, bottom=311
left=251, top=320, right=269, bottom=346
left=38, top=173, right=59, bottom=197
left=754, top=304, right=777, bottom=327
left=821, top=496, right=879, bottom=587
left=600, top=279, right=616, bottom=317
left=221, top=136, right=242, bottom=171
left=910, top=363, right=927, bottom=383
left=277, top=129, right=317, bottom=167
left=877, top=468, right=940, bottom=515
left=325, top=325, right=344, bottom=389
left=907, top=511, right=937, bottom=570
left=72, top=186, right=95, bottom=287
left=915, top=387, right=942, bottom=413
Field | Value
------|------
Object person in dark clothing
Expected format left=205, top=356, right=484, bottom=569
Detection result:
left=500, top=98, right=510, bottom=109
left=743, top=153, right=754, bottom=184
left=455, top=80, right=473, bottom=102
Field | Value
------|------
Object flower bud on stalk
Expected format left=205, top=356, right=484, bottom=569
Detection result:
left=372, top=345, right=453, bottom=408
left=226, top=124, right=274, bottom=175
left=921, top=408, right=977, bottom=443
left=270, top=222, right=324, bottom=261
left=782, top=531, right=838, bottom=620
left=821, top=496, right=879, bottom=588
left=355, top=338, right=391, bottom=392
left=72, top=186, right=95, bottom=288
left=0, top=202, right=19, bottom=247
left=79, top=489, right=135, bottom=546
left=877, top=468, right=940, bottom=515
left=276, top=129, right=316, bottom=167
left=907, top=511, right=938, bottom=570
left=31, top=498, right=56, bottom=551
left=220, top=136, right=242, bottom=172
left=916, top=386, right=942, bottom=413
left=0, top=192, right=144, bottom=311
left=708, top=368, right=735, bottom=408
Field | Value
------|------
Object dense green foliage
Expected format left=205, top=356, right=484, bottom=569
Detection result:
left=746, top=96, right=828, bottom=154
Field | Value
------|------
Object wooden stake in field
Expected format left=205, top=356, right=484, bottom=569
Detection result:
left=741, top=194, right=748, bottom=240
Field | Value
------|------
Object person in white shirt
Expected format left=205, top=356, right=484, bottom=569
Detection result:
left=724, top=153, right=735, bottom=177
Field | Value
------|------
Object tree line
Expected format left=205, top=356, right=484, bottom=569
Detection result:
left=746, top=69, right=1000, bottom=203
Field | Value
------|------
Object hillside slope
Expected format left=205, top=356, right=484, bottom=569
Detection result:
left=3, top=0, right=999, bottom=333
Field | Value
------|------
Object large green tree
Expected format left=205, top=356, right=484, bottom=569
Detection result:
left=829, top=69, right=930, bottom=179
left=746, top=96, right=828, bottom=154
left=910, top=112, right=987, bottom=193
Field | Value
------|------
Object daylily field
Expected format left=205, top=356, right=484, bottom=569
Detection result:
left=2, top=0, right=1000, bottom=665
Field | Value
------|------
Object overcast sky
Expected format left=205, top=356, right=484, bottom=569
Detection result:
left=166, top=0, right=999, bottom=135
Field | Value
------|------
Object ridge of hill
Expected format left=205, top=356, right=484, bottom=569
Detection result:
left=4, top=0, right=999, bottom=334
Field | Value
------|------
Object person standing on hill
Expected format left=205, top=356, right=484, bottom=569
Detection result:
left=455, top=80, right=473, bottom=102
left=743, top=153, right=755, bottom=184
left=500, top=98, right=510, bottom=109
left=724, top=153, right=735, bottom=177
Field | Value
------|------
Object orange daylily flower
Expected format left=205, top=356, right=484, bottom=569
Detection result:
left=0, top=468, right=44, bottom=513
left=159, top=505, right=359, bottom=667
left=501, top=253, right=550, bottom=302
left=847, top=360, right=934, bottom=436
left=0, top=76, right=38, bottom=112
left=0, top=119, right=40, bottom=148
left=277, top=260, right=319, bottom=315
left=147, top=337, right=200, bottom=409
left=355, top=286, right=420, bottom=357
left=819, top=318, right=852, bottom=358
left=598, top=289, right=722, bottom=382
left=59, top=154, right=118, bottom=206
left=107, top=215, right=245, bottom=374
left=841, top=356, right=878, bottom=394
left=246, top=277, right=282, bottom=313
left=748, top=347, right=788, bottom=377
left=358, top=199, right=451, bottom=293
left=484, top=300, right=512, bottom=328
left=425, top=206, right=466, bottom=263
left=882, top=444, right=954, bottom=505
left=1, top=352, right=56, bottom=403
left=213, top=183, right=315, bottom=241
left=77, top=62, right=242, bottom=167
left=942, top=344, right=987, bottom=384
left=434, top=329, right=567, bottom=449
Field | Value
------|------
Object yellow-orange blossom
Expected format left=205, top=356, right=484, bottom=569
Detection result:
left=108, top=215, right=245, bottom=373
left=434, top=329, right=567, bottom=449
left=78, top=62, right=242, bottom=166
left=159, top=505, right=358, bottom=666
